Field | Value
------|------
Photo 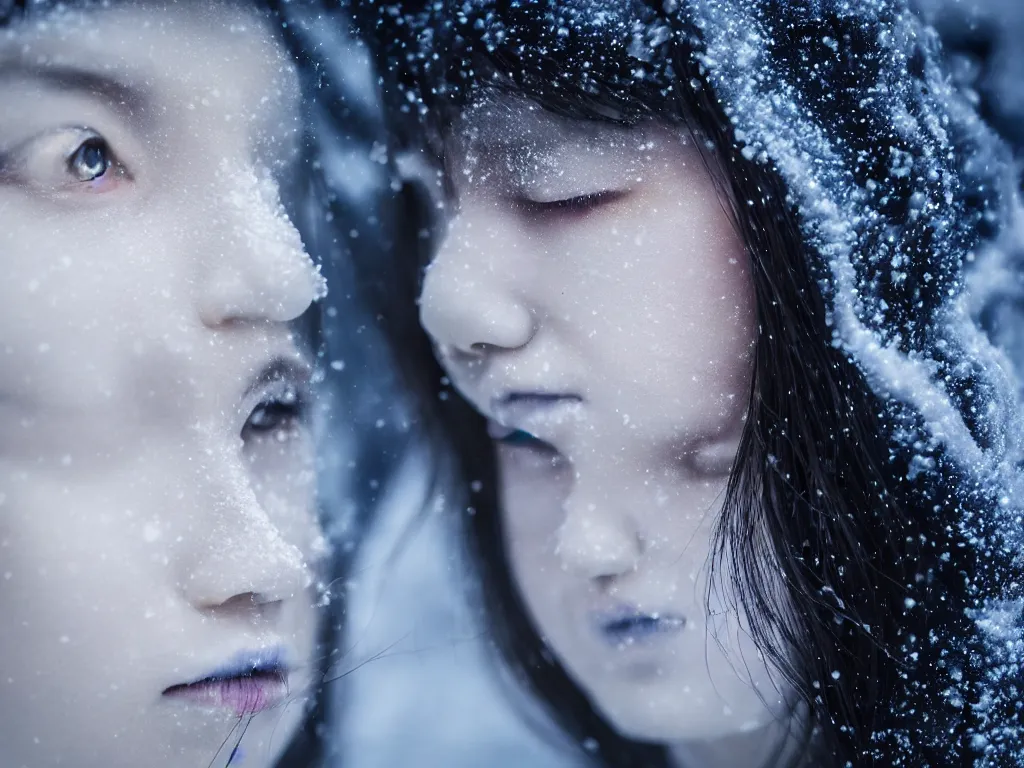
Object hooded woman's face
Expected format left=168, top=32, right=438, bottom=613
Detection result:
left=422, top=92, right=790, bottom=746
left=0, top=3, right=326, bottom=766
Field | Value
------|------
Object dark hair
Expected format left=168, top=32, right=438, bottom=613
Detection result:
left=256, top=5, right=421, bottom=767
left=362, top=0, right=1022, bottom=766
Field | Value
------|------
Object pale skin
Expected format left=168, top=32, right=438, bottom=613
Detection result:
left=421, top=93, right=791, bottom=763
left=0, top=3, right=326, bottom=767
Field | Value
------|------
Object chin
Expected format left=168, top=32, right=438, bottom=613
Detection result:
left=592, top=677, right=780, bottom=744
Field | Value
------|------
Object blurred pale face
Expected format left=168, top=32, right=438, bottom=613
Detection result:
left=421, top=93, right=788, bottom=743
left=0, top=4, right=327, bottom=767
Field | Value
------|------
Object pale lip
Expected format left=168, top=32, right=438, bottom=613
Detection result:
left=161, top=647, right=291, bottom=716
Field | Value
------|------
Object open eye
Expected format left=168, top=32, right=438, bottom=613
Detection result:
left=0, top=127, right=130, bottom=194
left=243, top=384, right=308, bottom=439
left=68, top=135, right=115, bottom=182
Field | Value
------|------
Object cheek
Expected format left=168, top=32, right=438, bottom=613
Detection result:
left=0, top=210, right=193, bottom=365
left=649, top=231, right=753, bottom=356
left=498, top=468, right=572, bottom=645
left=551, top=205, right=754, bottom=359
left=497, top=448, right=570, bottom=590
left=0, top=471, right=156, bottom=686
left=578, top=235, right=754, bottom=436
left=644, top=480, right=726, bottom=568
left=497, top=446, right=569, bottom=537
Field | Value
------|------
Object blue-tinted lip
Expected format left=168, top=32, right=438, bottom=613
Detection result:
left=200, top=647, right=287, bottom=683
left=497, top=392, right=583, bottom=407
left=594, top=608, right=687, bottom=645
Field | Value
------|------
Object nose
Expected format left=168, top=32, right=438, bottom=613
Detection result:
left=419, top=213, right=535, bottom=354
left=193, top=161, right=325, bottom=327
left=556, top=487, right=643, bottom=581
left=176, top=449, right=313, bottom=615
left=200, top=591, right=284, bottom=624
left=182, top=521, right=311, bottom=614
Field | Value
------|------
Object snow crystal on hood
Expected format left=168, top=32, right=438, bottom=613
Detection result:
left=686, top=0, right=1023, bottom=760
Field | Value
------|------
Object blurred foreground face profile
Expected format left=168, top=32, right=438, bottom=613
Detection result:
left=0, top=3, right=329, bottom=766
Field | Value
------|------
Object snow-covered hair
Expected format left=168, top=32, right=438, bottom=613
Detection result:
left=362, top=0, right=1024, bottom=765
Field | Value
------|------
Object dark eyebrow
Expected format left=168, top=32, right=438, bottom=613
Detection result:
left=243, top=356, right=313, bottom=402
left=0, top=61, right=148, bottom=125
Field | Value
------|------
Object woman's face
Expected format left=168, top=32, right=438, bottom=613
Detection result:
left=421, top=93, right=788, bottom=742
left=0, top=4, right=326, bottom=767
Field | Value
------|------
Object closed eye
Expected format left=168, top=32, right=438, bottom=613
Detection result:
left=514, top=189, right=627, bottom=218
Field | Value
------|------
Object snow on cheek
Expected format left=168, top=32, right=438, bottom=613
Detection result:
left=221, top=159, right=327, bottom=314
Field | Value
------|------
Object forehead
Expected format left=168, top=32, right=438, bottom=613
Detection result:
left=450, top=90, right=703, bottom=197
left=0, top=2, right=299, bottom=116
left=451, top=91, right=648, bottom=184
left=457, top=91, right=624, bottom=153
